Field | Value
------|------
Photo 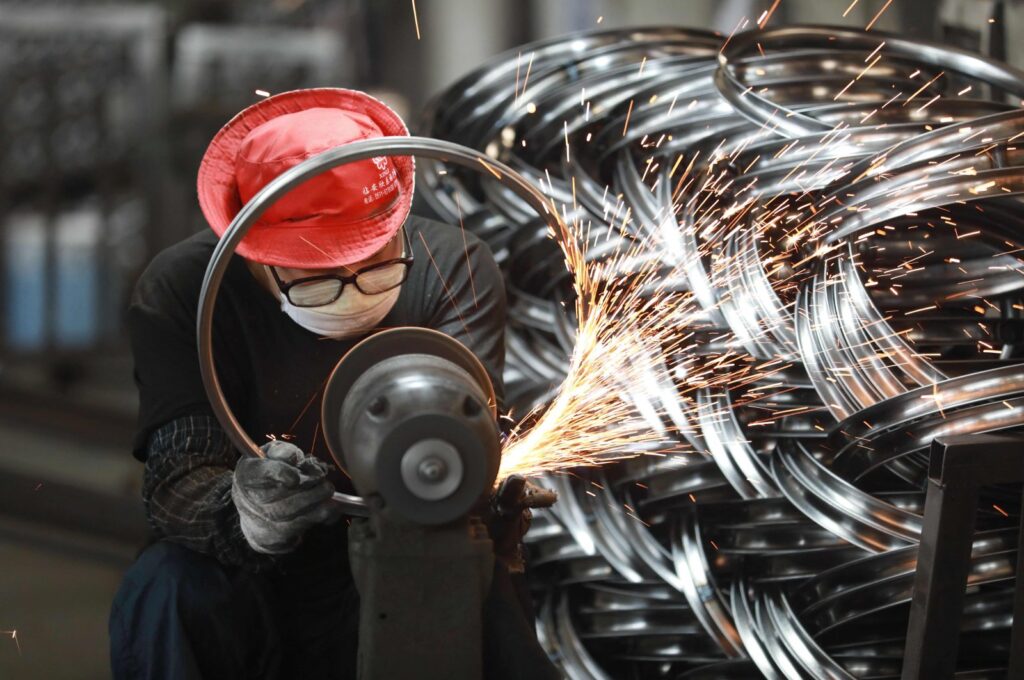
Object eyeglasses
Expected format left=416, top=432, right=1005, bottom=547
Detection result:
left=270, top=228, right=414, bottom=307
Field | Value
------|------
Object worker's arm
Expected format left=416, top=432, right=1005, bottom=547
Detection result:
left=141, top=414, right=265, bottom=566
left=143, top=415, right=342, bottom=564
left=128, top=241, right=335, bottom=567
left=127, top=241, right=270, bottom=566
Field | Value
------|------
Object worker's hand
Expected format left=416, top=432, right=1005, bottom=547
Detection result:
left=484, top=474, right=558, bottom=573
left=231, top=440, right=343, bottom=555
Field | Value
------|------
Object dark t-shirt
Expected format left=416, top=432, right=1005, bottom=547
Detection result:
left=127, top=214, right=507, bottom=493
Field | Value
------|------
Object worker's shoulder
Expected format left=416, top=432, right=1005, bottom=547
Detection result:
left=405, top=213, right=495, bottom=270
left=406, top=213, right=486, bottom=248
left=132, top=230, right=221, bottom=307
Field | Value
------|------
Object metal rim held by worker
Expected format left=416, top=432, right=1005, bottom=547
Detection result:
left=196, top=135, right=567, bottom=515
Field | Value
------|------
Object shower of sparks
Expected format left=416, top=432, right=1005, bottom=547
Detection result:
left=481, top=8, right=1024, bottom=481
left=498, top=163, right=789, bottom=477
left=498, top=216, right=708, bottom=476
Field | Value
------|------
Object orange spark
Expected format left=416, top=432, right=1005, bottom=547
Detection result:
left=454, top=193, right=479, bottom=307
left=865, top=0, right=894, bottom=30
left=622, top=99, right=635, bottom=137
left=417, top=232, right=471, bottom=338
left=758, top=0, right=782, bottom=28
left=2, top=630, right=20, bottom=656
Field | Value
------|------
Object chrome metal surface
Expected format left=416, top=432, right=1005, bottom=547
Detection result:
left=422, top=23, right=1024, bottom=678
left=421, top=23, right=1024, bottom=675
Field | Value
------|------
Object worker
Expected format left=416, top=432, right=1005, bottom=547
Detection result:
left=108, top=88, right=559, bottom=680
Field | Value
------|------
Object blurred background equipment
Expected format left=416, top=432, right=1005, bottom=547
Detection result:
left=0, top=1, right=1021, bottom=678
left=0, top=4, right=166, bottom=354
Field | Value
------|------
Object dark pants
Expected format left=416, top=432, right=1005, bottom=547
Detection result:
left=109, top=533, right=559, bottom=680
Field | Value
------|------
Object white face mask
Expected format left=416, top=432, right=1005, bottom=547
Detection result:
left=267, top=242, right=406, bottom=339
left=278, top=283, right=402, bottom=339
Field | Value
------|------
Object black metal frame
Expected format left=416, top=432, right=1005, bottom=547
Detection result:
left=902, top=433, right=1024, bottom=679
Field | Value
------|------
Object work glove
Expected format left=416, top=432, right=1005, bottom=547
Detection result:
left=231, top=440, right=343, bottom=555
left=484, top=474, right=558, bottom=573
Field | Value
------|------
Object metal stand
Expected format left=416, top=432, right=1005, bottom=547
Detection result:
left=901, top=433, right=1024, bottom=680
left=349, top=514, right=494, bottom=680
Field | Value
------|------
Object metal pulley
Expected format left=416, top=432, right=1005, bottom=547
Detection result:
left=321, top=326, right=500, bottom=525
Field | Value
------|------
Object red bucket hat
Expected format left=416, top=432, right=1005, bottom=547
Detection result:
left=197, top=88, right=414, bottom=268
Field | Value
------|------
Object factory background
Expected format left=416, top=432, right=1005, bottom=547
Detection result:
left=0, top=0, right=1015, bottom=677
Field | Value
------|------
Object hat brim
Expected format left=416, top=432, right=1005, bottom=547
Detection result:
left=197, top=88, right=415, bottom=268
